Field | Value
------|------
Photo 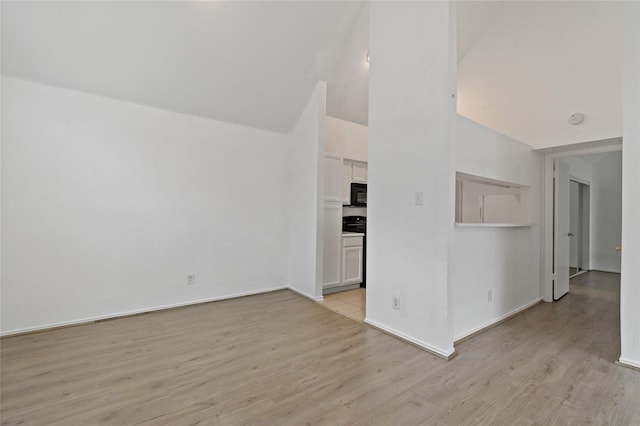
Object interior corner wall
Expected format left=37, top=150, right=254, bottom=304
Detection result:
left=367, top=1, right=455, bottom=357
left=287, top=82, right=326, bottom=300
left=0, top=76, right=291, bottom=335
left=620, top=1, right=640, bottom=369
left=590, top=151, right=622, bottom=273
left=451, top=115, right=543, bottom=340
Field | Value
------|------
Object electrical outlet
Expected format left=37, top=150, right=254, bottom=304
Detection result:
left=187, top=274, right=196, bottom=285
left=392, top=296, right=400, bottom=310
left=414, top=191, right=424, bottom=206
left=488, top=289, right=492, bottom=302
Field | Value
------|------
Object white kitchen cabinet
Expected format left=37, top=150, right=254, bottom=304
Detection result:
left=322, top=202, right=342, bottom=288
left=351, top=161, right=368, bottom=183
left=342, top=161, right=352, bottom=204
left=342, top=234, right=363, bottom=285
left=323, top=154, right=344, bottom=289
left=324, top=154, right=342, bottom=202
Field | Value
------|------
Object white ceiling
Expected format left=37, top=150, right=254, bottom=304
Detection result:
left=2, top=1, right=624, bottom=147
left=456, top=1, right=504, bottom=62
left=456, top=1, right=624, bottom=149
left=1, top=1, right=369, bottom=133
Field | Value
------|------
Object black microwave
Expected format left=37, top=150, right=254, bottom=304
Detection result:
left=350, top=183, right=367, bottom=207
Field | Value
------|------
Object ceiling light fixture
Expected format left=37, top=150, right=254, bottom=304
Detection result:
left=568, top=113, right=584, bottom=125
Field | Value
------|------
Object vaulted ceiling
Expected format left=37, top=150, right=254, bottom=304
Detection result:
left=2, top=1, right=625, bottom=147
left=1, top=1, right=369, bottom=132
left=456, top=1, right=624, bottom=148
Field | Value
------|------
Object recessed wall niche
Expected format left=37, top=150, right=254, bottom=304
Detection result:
left=455, top=172, right=531, bottom=225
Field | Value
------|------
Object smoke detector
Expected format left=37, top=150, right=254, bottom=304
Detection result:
left=569, top=113, right=584, bottom=125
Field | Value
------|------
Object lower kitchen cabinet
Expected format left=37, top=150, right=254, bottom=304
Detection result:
left=342, top=234, right=363, bottom=285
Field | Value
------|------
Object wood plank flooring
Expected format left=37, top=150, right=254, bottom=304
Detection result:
left=318, top=288, right=366, bottom=322
left=2, top=271, right=639, bottom=425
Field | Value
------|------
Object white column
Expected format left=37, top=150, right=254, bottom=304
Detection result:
left=620, top=1, right=640, bottom=369
left=366, top=2, right=457, bottom=357
left=288, top=82, right=327, bottom=301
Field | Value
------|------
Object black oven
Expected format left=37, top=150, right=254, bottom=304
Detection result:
left=350, top=183, right=367, bottom=207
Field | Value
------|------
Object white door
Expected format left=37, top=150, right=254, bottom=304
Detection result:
left=554, top=159, right=571, bottom=300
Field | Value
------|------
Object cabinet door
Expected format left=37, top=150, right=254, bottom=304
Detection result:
left=322, top=202, right=342, bottom=288
left=352, top=161, right=367, bottom=183
left=324, top=154, right=342, bottom=202
left=342, top=161, right=352, bottom=204
left=342, top=246, right=363, bottom=284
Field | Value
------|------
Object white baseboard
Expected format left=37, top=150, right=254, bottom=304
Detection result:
left=589, top=269, right=621, bottom=274
left=287, top=286, right=323, bottom=302
left=364, top=318, right=455, bottom=360
left=1, top=286, right=288, bottom=337
left=454, top=298, right=542, bottom=342
left=617, top=357, right=640, bottom=371
left=322, top=283, right=360, bottom=295
left=569, top=270, right=588, bottom=278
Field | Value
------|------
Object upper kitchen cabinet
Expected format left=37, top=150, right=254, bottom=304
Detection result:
left=324, top=154, right=343, bottom=202
left=323, top=116, right=368, bottom=204
left=351, top=161, right=367, bottom=183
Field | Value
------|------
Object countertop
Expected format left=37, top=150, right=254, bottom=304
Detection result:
left=342, top=232, right=365, bottom=237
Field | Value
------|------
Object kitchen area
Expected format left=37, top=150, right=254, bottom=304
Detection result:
left=320, top=116, right=368, bottom=321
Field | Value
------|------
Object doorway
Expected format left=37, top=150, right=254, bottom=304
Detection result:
left=542, top=140, right=623, bottom=302
left=569, top=179, right=590, bottom=278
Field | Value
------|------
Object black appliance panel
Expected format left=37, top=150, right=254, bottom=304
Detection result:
left=350, top=183, right=367, bottom=207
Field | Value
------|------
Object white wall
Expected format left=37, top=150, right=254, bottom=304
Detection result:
left=324, top=115, right=368, bottom=162
left=563, top=157, right=593, bottom=183
left=620, top=0, right=640, bottom=369
left=590, top=152, right=622, bottom=273
left=458, top=179, right=527, bottom=224
left=287, top=82, right=326, bottom=300
left=451, top=115, right=542, bottom=341
left=1, top=77, right=290, bottom=334
left=367, top=2, right=456, bottom=358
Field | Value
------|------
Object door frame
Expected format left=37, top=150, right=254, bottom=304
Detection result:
left=569, top=178, right=590, bottom=278
left=540, top=138, right=622, bottom=302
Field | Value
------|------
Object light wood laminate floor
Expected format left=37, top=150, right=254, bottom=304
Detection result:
left=2, top=272, right=639, bottom=425
left=319, top=288, right=366, bottom=322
